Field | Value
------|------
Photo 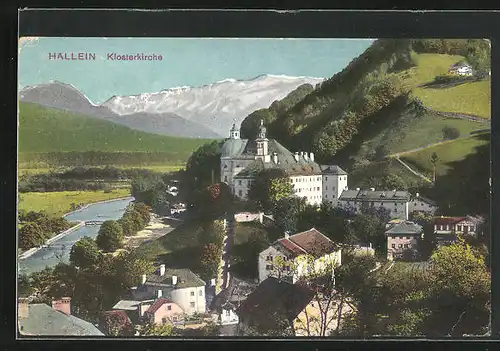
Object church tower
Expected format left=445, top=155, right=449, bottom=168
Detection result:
left=255, top=119, right=271, bottom=163
left=229, top=124, right=240, bottom=139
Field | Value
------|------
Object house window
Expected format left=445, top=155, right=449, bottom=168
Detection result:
left=325, top=186, right=328, bottom=190
left=173, top=316, right=178, bottom=322
left=457, top=225, right=462, bottom=231
left=266, top=255, right=272, bottom=261
left=266, top=264, right=273, bottom=270
left=199, top=290, right=203, bottom=296
left=225, top=310, right=231, bottom=316
left=398, top=244, right=403, bottom=248
left=238, top=180, right=242, bottom=186
left=162, top=317, right=167, bottom=324
left=224, top=176, right=228, bottom=182
left=190, top=302, right=195, bottom=308
left=404, top=244, right=409, bottom=248
left=325, top=177, right=328, bottom=181
left=191, top=291, right=195, bottom=296
left=238, top=190, right=243, bottom=197
left=470, top=226, right=475, bottom=232
left=325, top=195, right=328, bottom=199
left=167, top=305, right=172, bottom=311
left=391, top=244, right=396, bottom=248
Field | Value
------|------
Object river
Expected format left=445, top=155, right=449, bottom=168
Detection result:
left=18, top=197, right=134, bottom=276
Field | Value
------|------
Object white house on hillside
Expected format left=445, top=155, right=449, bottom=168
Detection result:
left=129, top=265, right=206, bottom=315
left=258, top=228, right=342, bottom=283
left=449, top=62, right=473, bottom=76
left=220, top=122, right=347, bottom=207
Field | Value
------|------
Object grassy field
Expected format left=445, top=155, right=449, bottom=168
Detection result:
left=354, top=107, right=487, bottom=161
left=396, top=53, right=491, bottom=118
left=18, top=164, right=186, bottom=177
left=400, top=134, right=490, bottom=176
left=18, top=189, right=131, bottom=216
left=400, top=53, right=465, bottom=88
left=413, top=80, right=491, bottom=119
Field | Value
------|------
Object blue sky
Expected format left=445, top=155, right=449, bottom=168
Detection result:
left=19, top=37, right=374, bottom=104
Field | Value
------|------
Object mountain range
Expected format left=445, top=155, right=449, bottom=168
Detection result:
left=19, top=75, right=324, bottom=138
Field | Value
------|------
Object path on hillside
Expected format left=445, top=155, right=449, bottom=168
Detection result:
left=393, top=156, right=433, bottom=184
left=418, top=102, right=490, bottom=124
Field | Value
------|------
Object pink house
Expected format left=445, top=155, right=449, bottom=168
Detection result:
left=142, top=297, right=184, bottom=325
left=385, top=221, right=423, bottom=261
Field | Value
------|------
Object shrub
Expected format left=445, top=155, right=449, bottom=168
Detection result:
left=442, top=126, right=460, bottom=140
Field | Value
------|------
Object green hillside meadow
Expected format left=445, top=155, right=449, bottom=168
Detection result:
left=18, top=102, right=216, bottom=169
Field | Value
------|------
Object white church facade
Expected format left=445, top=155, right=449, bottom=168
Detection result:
left=220, top=121, right=348, bottom=207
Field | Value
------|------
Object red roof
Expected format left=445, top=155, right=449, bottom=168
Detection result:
left=277, top=238, right=307, bottom=256
left=288, top=228, right=336, bottom=258
left=433, top=217, right=466, bottom=225
left=145, top=298, right=175, bottom=314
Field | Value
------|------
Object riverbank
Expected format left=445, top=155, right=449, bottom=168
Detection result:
left=19, top=220, right=86, bottom=260
left=62, top=196, right=134, bottom=217
left=19, top=189, right=132, bottom=217
left=123, top=214, right=175, bottom=250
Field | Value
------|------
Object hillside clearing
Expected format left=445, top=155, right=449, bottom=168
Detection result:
left=18, top=189, right=131, bottom=216
left=400, top=134, right=490, bottom=176
left=400, top=53, right=464, bottom=88
left=413, top=80, right=491, bottom=119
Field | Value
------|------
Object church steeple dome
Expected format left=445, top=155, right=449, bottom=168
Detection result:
left=257, top=119, right=267, bottom=139
left=229, top=123, right=240, bottom=139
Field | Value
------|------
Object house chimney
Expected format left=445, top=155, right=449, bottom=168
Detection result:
left=309, top=152, right=314, bottom=162
left=370, top=188, right=375, bottom=191
left=142, top=274, right=147, bottom=285
left=18, top=298, right=29, bottom=319
left=157, top=289, right=163, bottom=298
left=159, top=264, right=165, bottom=276
left=272, top=152, right=278, bottom=164
left=172, top=275, right=178, bottom=285
left=52, top=297, right=71, bottom=315
left=211, top=278, right=216, bottom=287
left=294, top=152, right=299, bottom=162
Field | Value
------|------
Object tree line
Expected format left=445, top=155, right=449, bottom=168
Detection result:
left=18, top=211, right=72, bottom=250
left=94, top=202, right=151, bottom=253
left=19, top=166, right=175, bottom=193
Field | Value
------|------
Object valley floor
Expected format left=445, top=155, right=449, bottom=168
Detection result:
left=18, top=189, right=131, bottom=217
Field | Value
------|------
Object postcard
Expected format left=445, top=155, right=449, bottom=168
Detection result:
left=17, top=36, right=491, bottom=338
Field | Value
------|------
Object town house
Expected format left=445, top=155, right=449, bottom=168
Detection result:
left=129, top=265, right=206, bottom=315
left=18, top=297, right=104, bottom=336
left=339, top=188, right=411, bottom=220
left=258, top=228, right=342, bottom=283
left=385, top=221, right=423, bottom=261
left=433, top=215, right=485, bottom=246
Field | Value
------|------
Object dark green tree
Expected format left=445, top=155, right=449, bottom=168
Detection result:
left=96, top=220, right=124, bottom=252
left=70, top=236, right=102, bottom=268
left=19, top=222, right=45, bottom=250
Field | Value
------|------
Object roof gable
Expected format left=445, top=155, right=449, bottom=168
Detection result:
left=19, top=304, right=104, bottom=336
left=145, top=298, right=176, bottom=314
left=288, top=228, right=336, bottom=258
left=236, top=277, right=314, bottom=331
